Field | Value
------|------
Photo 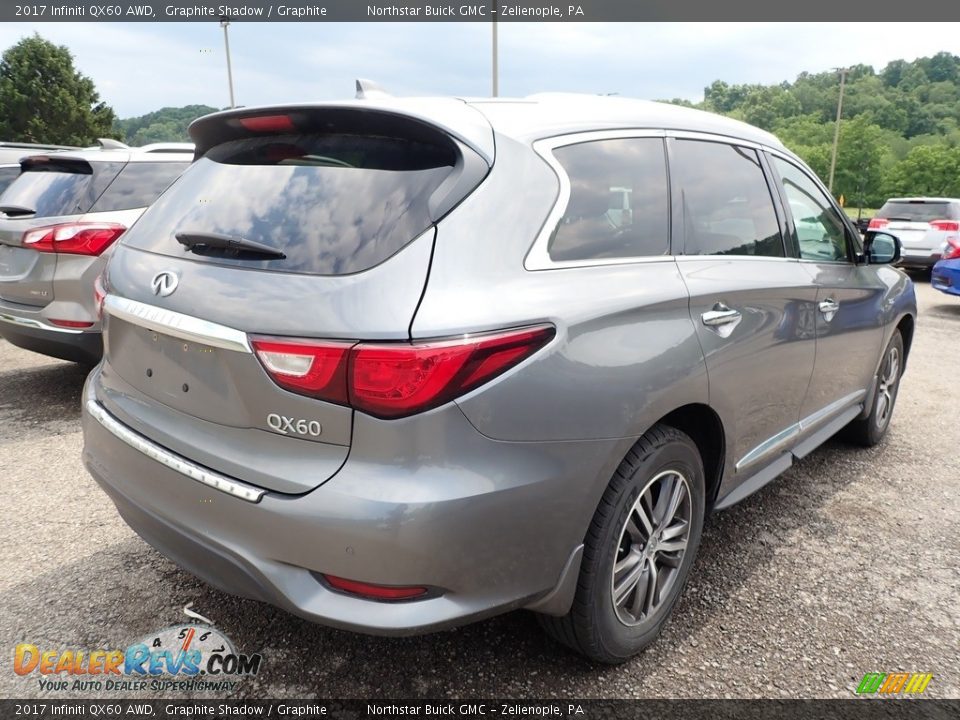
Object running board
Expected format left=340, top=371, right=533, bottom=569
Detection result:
left=714, top=405, right=862, bottom=510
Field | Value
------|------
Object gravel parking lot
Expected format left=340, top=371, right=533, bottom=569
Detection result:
left=1, top=278, right=957, bottom=700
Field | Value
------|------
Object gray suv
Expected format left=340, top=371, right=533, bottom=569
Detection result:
left=81, top=95, right=916, bottom=662
left=0, top=147, right=192, bottom=363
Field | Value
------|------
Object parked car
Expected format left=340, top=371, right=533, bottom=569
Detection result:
left=0, top=146, right=193, bottom=363
left=0, top=163, right=19, bottom=195
left=81, top=94, right=916, bottom=663
left=869, top=197, right=960, bottom=270
left=931, top=236, right=960, bottom=297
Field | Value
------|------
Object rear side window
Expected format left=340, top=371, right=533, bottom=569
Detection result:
left=0, top=159, right=123, bottom=218
left=91, top=162, right=189, bottom=212
left=672, top=140, right=784, bottom=258
left=121, top=133, right=458, bottom=275
left=877, top=201, right=958, bottom=222
left=550, top=138, right=669, bottom=261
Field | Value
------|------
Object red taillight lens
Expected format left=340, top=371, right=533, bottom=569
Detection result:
left=238, top=115, right=295, bottom=133
left=252, top=324, right=555, bottom=419
left=49, top=319, right=94, bottom=329
left=868, top=218, right=889, bottom=230
left=22, top=223, right=126, bottom=256
left=251, top=338, right=353, bottom=404
left=322, top=574, right=427, bottom=601
left=943, top=238, right=960, bottom=260
left=931, top=220, right=960, bottom=232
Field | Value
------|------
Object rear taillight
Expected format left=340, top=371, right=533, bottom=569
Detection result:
left=868, top=218, right=889, bottom=230
left=931, top=220, right=960, bottom=232
left=251, top=324, right=555, bottom=419
left=943, top=237, right=960, bottom=260
left=22, top=223, right=126, bottom=256
left=238, top=115, right=295, bottom=133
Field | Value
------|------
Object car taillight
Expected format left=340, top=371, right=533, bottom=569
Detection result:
left=931, top=220, right=960, bottom=232
left=868, top=218, right=889, bottom=230
left=943, top=237, right=960, bottom=260
left=238, top=115, right=296, bottom=133
left=251, top=324, right=555, bottom=419
left=22, top=223, right=126, bottom=256
left=49, top=319, right=94, bottom=329
left=252, top=338, right=353, bottom=404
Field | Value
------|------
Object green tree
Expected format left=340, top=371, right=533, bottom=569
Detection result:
left=115, top=104, right=219, bottom=144
left=0, top=34, right=116, bottom=145
left=885, top=144, right=960, bottom=198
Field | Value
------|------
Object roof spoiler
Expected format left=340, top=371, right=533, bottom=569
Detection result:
left=355, top=78, right=391, bottom=100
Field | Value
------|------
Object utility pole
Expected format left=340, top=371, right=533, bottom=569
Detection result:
left=491, top=15, right=499, bottom=97
left=220, top=17, right=236, bottom=109
left=828, top=67, right=848, bottom=194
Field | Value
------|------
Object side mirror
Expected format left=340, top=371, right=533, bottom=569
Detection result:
left=864, top=231, right=901, bottom=265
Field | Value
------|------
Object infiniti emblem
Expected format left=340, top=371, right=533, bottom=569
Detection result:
left=151, top=271, right=179, bottom=297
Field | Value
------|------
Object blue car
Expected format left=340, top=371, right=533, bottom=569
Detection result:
left=933, top=258, right=960, bottom=296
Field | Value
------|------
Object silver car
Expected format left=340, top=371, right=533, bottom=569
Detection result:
left=0, top=147, right=192, bottom=363
left=870, top=197, right=960, bottom=270
left=81, top=94, right=916, bottom=662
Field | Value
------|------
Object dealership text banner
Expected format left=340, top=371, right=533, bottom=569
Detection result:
left=4, top=1, right=960, bottom=22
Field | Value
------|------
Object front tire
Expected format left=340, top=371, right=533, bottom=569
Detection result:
left=843, top=329, right=904, bottom=447
left=538, top=424, right=705, bottom=663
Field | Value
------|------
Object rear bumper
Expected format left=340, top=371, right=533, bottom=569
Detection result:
left=897, top=252, right=941, bottom=269
left=932, top=260, right=960, bottom=297
left=82, top=370, right=624, bottom=635
left=0, top=300, right=101, bottom=364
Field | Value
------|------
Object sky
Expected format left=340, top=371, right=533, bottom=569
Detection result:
left=0, top=22, right=956, bottom=119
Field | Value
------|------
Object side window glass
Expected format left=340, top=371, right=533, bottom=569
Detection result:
left=550, top=138, right=669, bottom=262
left=772, top=157, right=850, bottom=262
left=91, top=162, right=190, bottom=213
left=671, top=140, right=784, bottom=258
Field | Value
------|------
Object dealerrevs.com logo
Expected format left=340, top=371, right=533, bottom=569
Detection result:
left=856, top=672, right=934, bottom=695
left=13, top=606, right=262, bottom=693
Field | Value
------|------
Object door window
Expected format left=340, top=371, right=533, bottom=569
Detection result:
left=772, top=157, right=850, bottom=262
left=671, top=140, right=784, bottom=258
left=550, top=138, right=669, bottom=261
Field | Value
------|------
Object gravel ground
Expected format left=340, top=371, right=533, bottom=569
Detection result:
left=0, top=278, right=957, bottom=700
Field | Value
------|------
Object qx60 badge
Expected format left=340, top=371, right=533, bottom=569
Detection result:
left=151, top=271, right=179, bottom=297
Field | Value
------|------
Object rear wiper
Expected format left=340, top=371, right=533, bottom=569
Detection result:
left=0, top=205, right=35, bottom=217
left=175, top=231, right=286, bottom=259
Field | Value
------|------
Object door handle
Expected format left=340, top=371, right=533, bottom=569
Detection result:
left=702, top=303, right=742, bottom=326
left=701, top=303, right=742, bottom=338
left=818, top=298, right=840, bottom=322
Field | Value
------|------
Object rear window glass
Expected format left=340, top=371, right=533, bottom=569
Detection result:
left=91, top=161, right=190, bottom=212
left=0, top=160, right=123, bottom=218
left=0, top=166, right=19, bottom=195
left=121, top=133, right=457, bottom=275
left=877, top=201, right=957, bottom=222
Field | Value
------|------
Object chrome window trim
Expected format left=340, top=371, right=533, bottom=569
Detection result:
left=104, top=295, right=252, bottom=354
left=86, top=399, right=265, bottom=503
left=526, top=129, right=672, bottom=271
left=0, top=312, right=85, bottom=334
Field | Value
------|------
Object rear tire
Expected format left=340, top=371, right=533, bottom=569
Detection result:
left=843, top=330, right=904, bottom=447
left=537, top=424, right=705, bottom=663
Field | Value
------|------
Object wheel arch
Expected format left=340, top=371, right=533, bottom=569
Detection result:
left=657, top=403, right=726, bottom=511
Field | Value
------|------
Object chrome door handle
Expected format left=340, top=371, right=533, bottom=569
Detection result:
left=701, top=304, right=741, bottom=326
left=701, top=303, right=742, bottom=338
left=818, top=298, right=840, bottom=322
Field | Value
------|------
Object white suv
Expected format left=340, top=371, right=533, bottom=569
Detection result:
left=870, top=197, right=960, bottom=270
